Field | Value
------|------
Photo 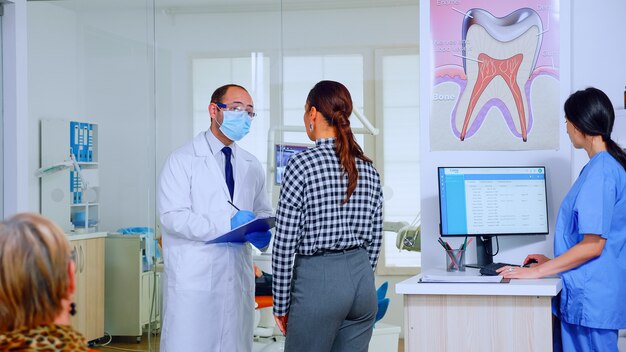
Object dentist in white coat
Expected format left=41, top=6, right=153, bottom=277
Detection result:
left=158, top=84, right=273, bottom=351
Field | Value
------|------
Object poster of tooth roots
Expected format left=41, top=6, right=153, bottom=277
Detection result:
left=430, top=0, right=559, bottom=151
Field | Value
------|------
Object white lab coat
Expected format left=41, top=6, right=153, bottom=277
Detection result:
left=158, top=132, right=273, bottom=352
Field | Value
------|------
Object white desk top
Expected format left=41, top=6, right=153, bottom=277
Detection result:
left=396, top=268, right=562, bottom=297
left=66, top=231, right=108, bottom=241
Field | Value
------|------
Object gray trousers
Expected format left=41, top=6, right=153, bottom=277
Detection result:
left=284, top=247, right=377, bottom=352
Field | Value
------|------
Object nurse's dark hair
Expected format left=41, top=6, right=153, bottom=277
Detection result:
left=564, top=87, right=626, bottom=170
left=210, top=84, right=249, bottom=104
left=306, top=80, right=373, bottom=204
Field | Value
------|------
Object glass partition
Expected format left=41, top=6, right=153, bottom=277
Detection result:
left=28, top=0, right=157, bottom=231
left=28, top=0, right=420, bottom=264
left=26, top=0, right=421, bottom=345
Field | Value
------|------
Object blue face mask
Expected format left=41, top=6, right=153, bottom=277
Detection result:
left=218, top=110, right=251, bottom=141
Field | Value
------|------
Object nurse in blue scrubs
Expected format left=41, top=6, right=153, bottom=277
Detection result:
left=498, top=87, right=626, bottom=352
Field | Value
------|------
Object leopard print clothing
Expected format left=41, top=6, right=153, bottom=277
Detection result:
left=0, top=324, right=89, bottom=351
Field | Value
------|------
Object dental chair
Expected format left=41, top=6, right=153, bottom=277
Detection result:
left=254, top=295, right=275, bottom=338
left=252, top=254, right=285, bottom=352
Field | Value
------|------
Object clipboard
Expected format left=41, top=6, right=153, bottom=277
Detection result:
left=206, top=216, right=276, bottom=244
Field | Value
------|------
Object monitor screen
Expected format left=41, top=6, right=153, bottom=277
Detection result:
left=438, top=166, right=548, bottom=237
left=275, top=144, right=310, bottom=185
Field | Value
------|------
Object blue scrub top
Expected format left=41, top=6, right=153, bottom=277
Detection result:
left=553, top=151, right=626, bottom=329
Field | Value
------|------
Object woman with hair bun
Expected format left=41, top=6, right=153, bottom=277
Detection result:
left=271, top=80, right=384, bottom=351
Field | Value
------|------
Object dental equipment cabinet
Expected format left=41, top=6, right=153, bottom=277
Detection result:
left=39, top=119, right=100, bottom=233
left=39, top=119, right=106, bottom=341
left=104, top=234, right=162, bottom=340
left=68, top=232, right=107, bottom=342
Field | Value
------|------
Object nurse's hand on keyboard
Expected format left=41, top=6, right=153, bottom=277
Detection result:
left=497, top=260, right=546, bottom=279
left=479, top=262, right=513, bottom=276
left=522, top=254, right=550, bottom=266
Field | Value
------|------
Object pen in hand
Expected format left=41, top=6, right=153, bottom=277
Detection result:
left=227, top=200, right=241, bottom=211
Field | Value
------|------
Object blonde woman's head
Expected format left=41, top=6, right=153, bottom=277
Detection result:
left=0, top=213, right=74, bottom=332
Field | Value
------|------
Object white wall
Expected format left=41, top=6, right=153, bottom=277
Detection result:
left=570, top=1, right=626, bottom=176
left=28, top=4, right=81, bottom=213
left=570, top=2, right=626, bottom=106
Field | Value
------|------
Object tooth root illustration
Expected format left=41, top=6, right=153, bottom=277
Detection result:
left=456, top=8, right=543, bottom=142
left=460, top=53, right=526, bottom=141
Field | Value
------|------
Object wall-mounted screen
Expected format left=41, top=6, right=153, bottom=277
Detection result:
left=438, top=166, right=549, bottom=237
left=275, top=144, right=310, bottom=185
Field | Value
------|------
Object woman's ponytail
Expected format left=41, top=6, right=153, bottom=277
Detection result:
left=606, top=138, right=626, bottom=171
left=307, top=80, right=373, bottom=204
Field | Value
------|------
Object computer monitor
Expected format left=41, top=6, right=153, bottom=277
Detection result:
left=275, top=144, right=310, bottom=185
left=437, top=166, right=549, bottom=266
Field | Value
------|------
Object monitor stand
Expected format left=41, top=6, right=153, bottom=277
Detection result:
left=476, top=236, right=494, bottom=267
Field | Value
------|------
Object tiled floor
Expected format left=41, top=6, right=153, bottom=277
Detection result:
left=92, top=333, right=160, bottom=352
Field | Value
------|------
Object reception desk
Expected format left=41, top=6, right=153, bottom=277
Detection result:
left=396, top=270, right=562, bottom=352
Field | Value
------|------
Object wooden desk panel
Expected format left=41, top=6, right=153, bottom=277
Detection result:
left=404, top=294, right=552, bottom=352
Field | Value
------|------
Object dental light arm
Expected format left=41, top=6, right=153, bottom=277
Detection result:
left=384, top=212, right=421, bottom=252
left=69, top=152, right=89, bottom=191
left=34, top=161, right=73, bottom=178
left=352, top=107, right=379, bottom=136
left=35, top=151, right=89, bottom=192
left=396, top=224, right=421, bottom=252
left=383, top=221, right=410, bottom=233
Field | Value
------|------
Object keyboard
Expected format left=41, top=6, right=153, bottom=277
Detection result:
left=479, top=262, right=519, bottom=276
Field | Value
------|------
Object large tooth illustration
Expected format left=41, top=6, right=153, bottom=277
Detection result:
left=456, top=8, right=543, bottom=142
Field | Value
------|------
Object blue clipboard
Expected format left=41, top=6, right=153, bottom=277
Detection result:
left=206, top=216, right=276, bottom=244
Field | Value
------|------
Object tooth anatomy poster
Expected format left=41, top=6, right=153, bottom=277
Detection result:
left=430, top=0, right=560, bottom=151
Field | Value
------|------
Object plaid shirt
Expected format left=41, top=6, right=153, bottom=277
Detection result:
left=271, top=138, right=384, bottom=316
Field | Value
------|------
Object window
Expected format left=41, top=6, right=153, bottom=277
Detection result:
left=191, top=51, right=422, bottom=272
left=376, top=49, right=421, bottom=275
left=281, top=54, right=365, bottom=146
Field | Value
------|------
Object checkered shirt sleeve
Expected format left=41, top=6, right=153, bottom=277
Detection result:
left=271, top=138, right=383, bottom=316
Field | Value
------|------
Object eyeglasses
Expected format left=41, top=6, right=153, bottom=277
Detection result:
left=215, top=102, right=256, bottom=119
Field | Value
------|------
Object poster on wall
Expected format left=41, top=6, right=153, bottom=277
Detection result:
left=429, top=0, right=560, bottom=151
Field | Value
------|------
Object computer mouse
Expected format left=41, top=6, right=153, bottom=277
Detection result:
left=523, top=259, right=538, bottom=267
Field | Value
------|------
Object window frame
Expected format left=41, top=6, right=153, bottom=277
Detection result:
left=374, top=47, right=421, bottom=276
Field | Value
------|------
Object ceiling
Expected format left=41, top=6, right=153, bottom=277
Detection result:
left=29, top=0, right=418, bottom=13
